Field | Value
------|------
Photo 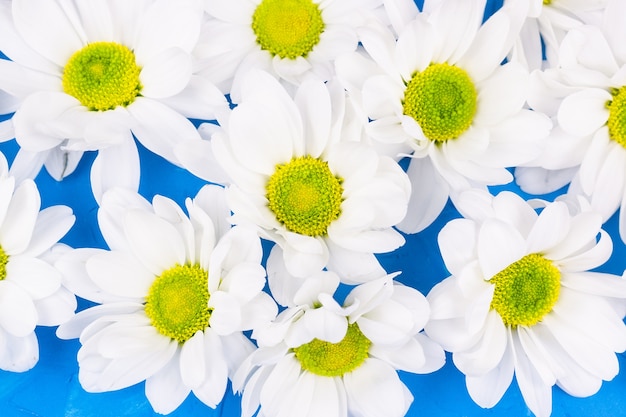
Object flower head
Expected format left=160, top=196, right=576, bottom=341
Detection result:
left=56, top=185, right=277, bottom=414
left=191, top=70, right=410, bottom=283
left=0, top=0, right=229, bottom=201
left=425, top=190, right=626, bottom=417
left=0, top=151, right=76, bottom=372
left=234, top=275, right=445, bottom=417
left=335, top=0, right=551, bottom=233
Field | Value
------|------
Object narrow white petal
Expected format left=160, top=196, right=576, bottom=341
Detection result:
left=557, top=89, right=611, bottom=137
left=140, top=47, right=192, bottom=99
left=0, top=179, right=39, bottom=255
left=0, top=282, right=37, bottom=337
left=477, top=219, right=526, bottom=279
left=145, top=349, right=190, bottom=415
left=0, top=330, right=38, bottom=372
left=465, top=339, right=514, bottom=408
left=180, top=330, right=206, bottom=388
left=20, top=205, right=74, bottom=258
left=86, top=251, right=154, bottom=299
left=6, top=256, right=61, bottom=300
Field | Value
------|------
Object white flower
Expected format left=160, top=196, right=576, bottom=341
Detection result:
left=233, top=275, right=445, bottom=417
left=506, top=0, right=607, bottom=70
left=55, top=185, right=277, bottom=415
left=196, top=69, right=410, bottom=283
left=521, top=0, right=626, bottom=241
left=425, top=190, right=626, bottom=417
left=335, top=0, right=551, bottom=234
left=0, top=0, right=228, bottom=201
left=197, top=0, right=382, bottom=94
left=0, top=151, right=76, bottom=372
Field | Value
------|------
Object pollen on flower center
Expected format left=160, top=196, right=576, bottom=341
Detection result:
left=0, top=246, right=8, bottom=281
left=293, top=323, right=371, bottom=377
left=607, top=86, right=626, bottom=149
left=252, top=0, right=325, bottom=59
left=266, top=155, right=343, bottom=237
left=62, top=41, right=142, bottom=111
left=489, top=253, right=561, bottom=327
left=403, top=63, right=477, bottom=143
left=145, top=263, right=210, bottom=344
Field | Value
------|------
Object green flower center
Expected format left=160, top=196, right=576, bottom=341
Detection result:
left=252, top=0, right=325, bottom=59
left=293, top=323, right=371, bottom=377
left=62, top=41, right=142, bottom=111
left=607, top=86, right=626, bottom=149
left=145, top=264, right=210, bottom=344
left=490, top=253, right=561, bottom=328
left=403, top=63, right=477, bottom=143
left=0, top=246, right=8, bottom=281
left=266, top=156, right=343, bottom=236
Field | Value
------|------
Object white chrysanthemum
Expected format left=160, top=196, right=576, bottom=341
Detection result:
left=55, top=185, right=277, bottom=415
left=0, top=151, right=76, bottom=372
left=194, top=69, right=410, bottom=283
left=519, top=1, right=626, bottom=242
left=197, top=0, right=382, bottom=94
left=234, top=275, right=445, bottom=417
left=0, top=0, right=228, bottom=201
left=425, top=190, right=626, bottom=417
left=335, top=0, right=551, bottom=234
left=506, top=0, right=606, bottom=70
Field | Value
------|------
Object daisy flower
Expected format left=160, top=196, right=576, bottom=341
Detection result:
left=424, top=190, right=626, bottom=417
left=0, top=151, right=76, bottom=372
left=55, top=185, right=277, bottom=414
left=506, top=0, right=607, bottom=70
left=335, top=0, right=551, bottom=234
left=0, top=0, right=228, bottom=201
left=197, top=0, right=382, bottom=94
left=233, top=275, right=445, bottom=417
left=521, top=0, right=626, bottom=242
left=194, top=69, right=410, bottom=283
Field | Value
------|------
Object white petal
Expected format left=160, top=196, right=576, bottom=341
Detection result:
left=344, top=358, right=409, bottom=417
left=295, top=78, right=331, bottom=159
left=140, top=47, right=192, bottom=99
left=6, top=256, right=61, bottom=300
left=525, top=201, right=570, bottom=254
left=20, top=205, right=74, bottom=258
left=145, top=349, right=190, bottom=415
left=33, top=286, right=76, bottom=326
left=127, top=97, right=201, bottom=164
left=124, top=209, right=187, bottom=275
left=477, top=219, right=526, bottom=279
left=180, top=330, right=206, bottom=388
left=12, top=0, right=84, bottom=66
left=0, top=330, right=38, bottom=372
left=453, top=311, right=507, bottom=376
left=0, top=179, right=39, bottom=255
left=0, top=281, right=37, bottom=337
left=466, top=340, right=514, bottom=408
left=90, top=140, right=140, bottom=205
left=192, top=328, right=229, bottom=407
left=557, top=89, right=611, bottom=137
left=86, top=251, right=154, bottom=299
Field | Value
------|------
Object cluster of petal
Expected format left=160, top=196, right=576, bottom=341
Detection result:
left=0, top=151, right=76, bottom=372
left=425, top=190, right=626, bottom=417
left=197, top=0, right=384, bottom=94
left=519, top=0, right=626, bottom=244
left=507, top=0, right=607, bottom=70
left=190, top=70, right=410, bottom=283
left=234, top=275, right=445, bottom=417
left=335, top=0, right=551, bottom=234
left=55, top=185, right=277, bottom=414
left=0, top=0, right=228, bottom=201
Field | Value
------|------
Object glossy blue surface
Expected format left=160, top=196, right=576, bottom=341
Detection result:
left=2, top=0, right=626, bottom=416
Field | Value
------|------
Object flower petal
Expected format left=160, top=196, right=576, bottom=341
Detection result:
left=140, top=47, right=192, bottom=99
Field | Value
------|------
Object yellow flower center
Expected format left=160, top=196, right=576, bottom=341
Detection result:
left=403, top=63, right=477, bottom=143
left=607, top=86, right=626, bottom=149
left=0, top=246, right=8, bottom=281
left=266, top=156, right=343, bottom=236
left=293, top=323, right=371, bottom=377
left=490, top=253, right=561, bottom=328
left=62, top=42, right=142, bottom=111
left=252, top=0, right=325, bottom=59
left=145, top=264, right=211, bottom=344
left=543, top=0, right=552, bottom=5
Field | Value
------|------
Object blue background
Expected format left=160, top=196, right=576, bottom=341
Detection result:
left=2, top=0, right=626, bottom=415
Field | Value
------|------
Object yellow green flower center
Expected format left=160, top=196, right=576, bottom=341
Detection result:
left=266, top=156, right=343, bottom=236
left=62, top=41, right=142, bottom=111
left=0, top=246, right=8, bottom=281
left=403, top=63, right=477, bottom=143
left=252, top=0, right=325, bottom=59
left=543, top=0, right=552, bottom=5
left=293, top=323, right=371, bottom=377
left=145, top=263, right=210, bottom=344
left=607, top=86, right=626, bottom=149
left=490, top=253, right=561, bottom=328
